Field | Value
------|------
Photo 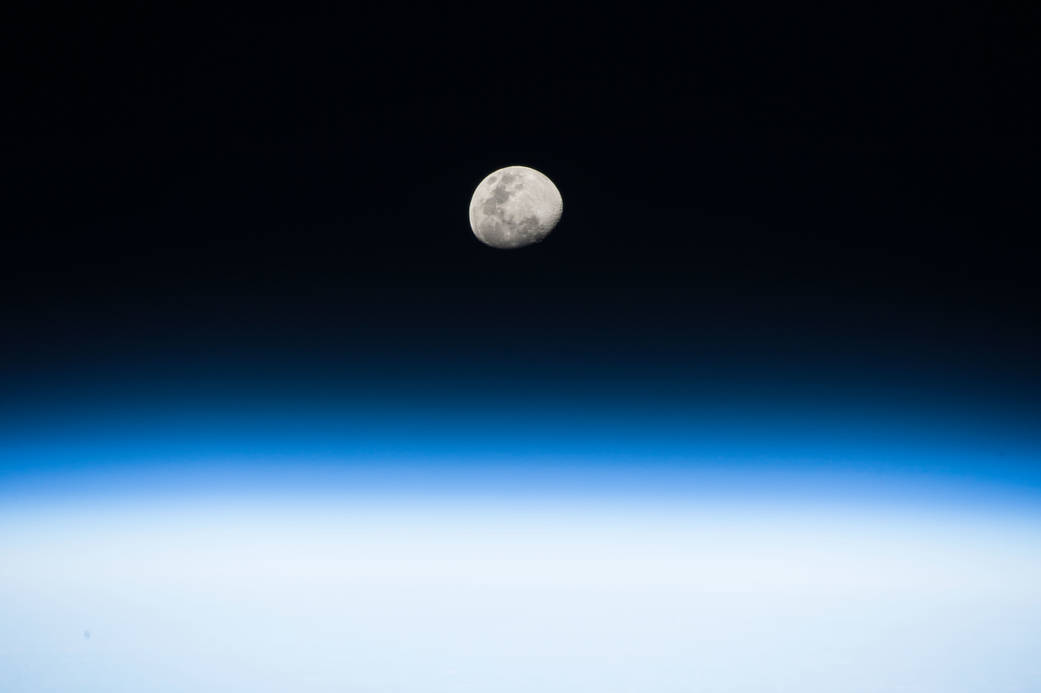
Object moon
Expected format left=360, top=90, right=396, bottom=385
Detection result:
left=468, top=165, right=562, bottom=249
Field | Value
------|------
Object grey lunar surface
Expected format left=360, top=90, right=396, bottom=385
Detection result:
left=469, top=166, right=562, bottom=249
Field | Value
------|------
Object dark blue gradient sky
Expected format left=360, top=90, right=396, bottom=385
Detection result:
left=3, top=288, right=1039, bottom=511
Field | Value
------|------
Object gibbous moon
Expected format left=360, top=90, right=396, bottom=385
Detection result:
left=469, top=165, right=562, bottom=249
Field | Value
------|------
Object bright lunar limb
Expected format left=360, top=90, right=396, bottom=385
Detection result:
left=469, top=165, right=562, bottom=249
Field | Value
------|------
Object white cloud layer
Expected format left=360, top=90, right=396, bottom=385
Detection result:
left=2, top=496, right=1040, bottom=692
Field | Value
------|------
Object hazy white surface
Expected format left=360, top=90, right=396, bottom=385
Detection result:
left=2, top=497, right=1040, bottom=692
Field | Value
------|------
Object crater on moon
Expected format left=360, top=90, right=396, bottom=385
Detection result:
left=468, top=165, right=562, bottom=249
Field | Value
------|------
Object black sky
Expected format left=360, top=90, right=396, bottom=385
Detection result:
left=3, top=5, right=1040, bottom=393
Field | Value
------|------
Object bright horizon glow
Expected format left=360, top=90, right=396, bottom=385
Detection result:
left=3, top=493, right=1041, bottom=692
left=2, top=383, right=1040, bottom=690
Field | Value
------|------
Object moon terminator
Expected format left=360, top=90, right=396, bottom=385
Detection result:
left=468, top=165, right=562, bottom=249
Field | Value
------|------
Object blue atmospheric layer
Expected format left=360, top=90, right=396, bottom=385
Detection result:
left=2, top=356, right=1041, bottom=693
left=2, top=370, right=1040, bottom=510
